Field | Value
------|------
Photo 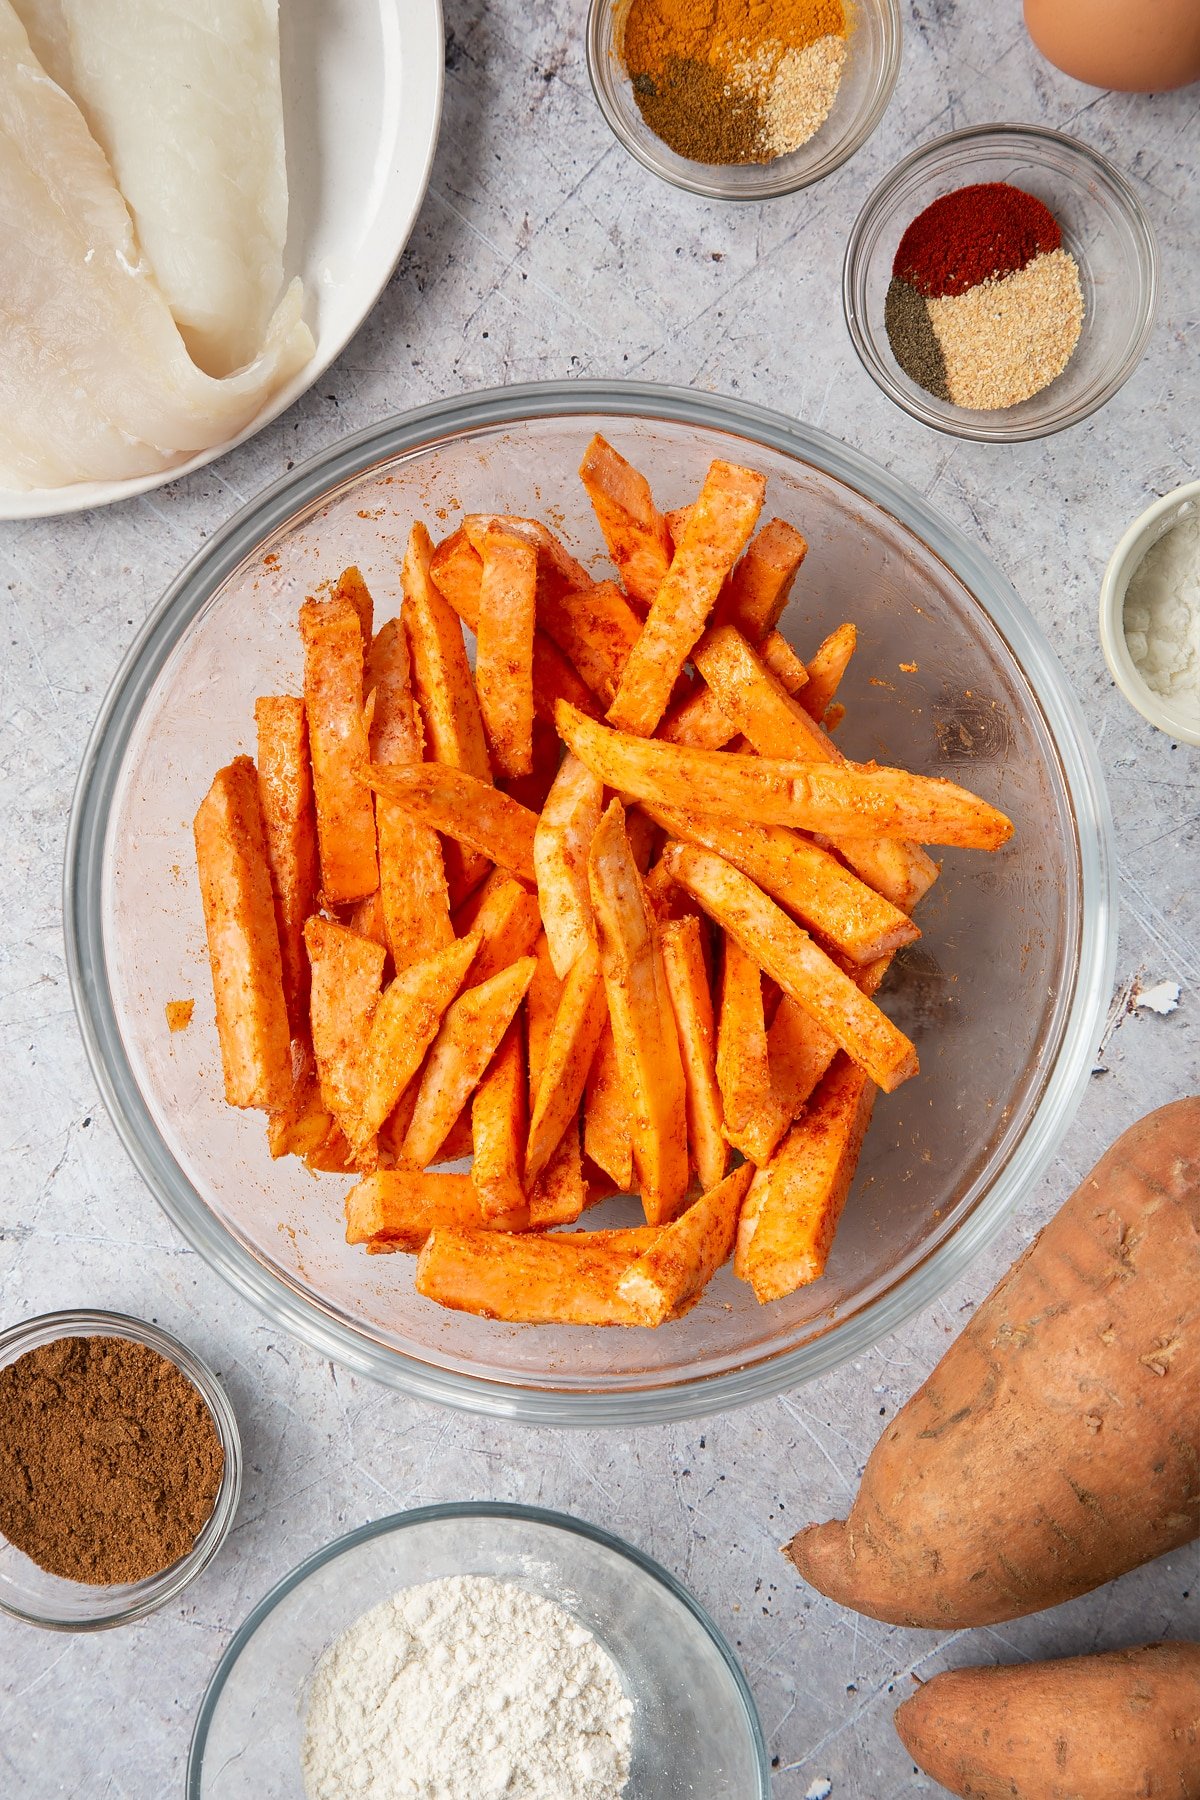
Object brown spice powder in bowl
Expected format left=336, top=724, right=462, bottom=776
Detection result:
left=622, top=0, right=849, bottom=166
left=0, top=1334, right=224, bottom=1584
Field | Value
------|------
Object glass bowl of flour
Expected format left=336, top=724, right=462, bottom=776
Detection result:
left=187, top=1502, right=769, bottom=1799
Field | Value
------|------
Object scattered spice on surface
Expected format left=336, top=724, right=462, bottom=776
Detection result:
left=884, top=182, right=1084, bottom=410
left=621, top=0, right=849, bottom=166
left=166, top=997, right=194, bottom=1032
left=0, top=1335, right=224, bottom=1584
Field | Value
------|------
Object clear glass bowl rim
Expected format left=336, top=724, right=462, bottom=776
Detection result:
left=63, top=378, right=1117, bottom=1425
left=842, top=121, right=1160, bottom=442
left=584, top=0, right=903, bottom=200
left=185, top=1499, right=771, bottom=1800
left=0, top=1307, right=242, bottom=1630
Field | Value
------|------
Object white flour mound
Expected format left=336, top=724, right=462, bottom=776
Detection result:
left=301, top=1575, right=633, bottom=1800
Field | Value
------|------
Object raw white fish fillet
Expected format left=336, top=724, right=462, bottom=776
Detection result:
left=15, top=0, right=292, bottom=377
left=0, top=2, right=313, bottom=490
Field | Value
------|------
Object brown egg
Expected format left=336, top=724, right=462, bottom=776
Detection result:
left=1024, top=0, right=1200, bottom=91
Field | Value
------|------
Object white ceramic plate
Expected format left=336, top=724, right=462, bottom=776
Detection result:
left=0, top=0, right=444, bottom=521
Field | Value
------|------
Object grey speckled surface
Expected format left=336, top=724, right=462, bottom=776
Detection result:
left=1, top=3, right=1198, bottom=1795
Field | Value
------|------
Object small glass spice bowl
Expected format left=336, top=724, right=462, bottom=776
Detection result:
left=843, top=123, right=1159, bottom=441
left=1098, top=480, right=1200, bottom=749
left=188, top=1503, right=769, bottom=1798
left=586, top=0, right=902, bottom=200
left=0, top=1309, right=241, bottom=1631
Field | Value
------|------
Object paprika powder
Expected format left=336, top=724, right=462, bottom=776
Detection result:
left=621, top=0, right=849, bottom=165
left=885, top=182, right=1084, bottom=411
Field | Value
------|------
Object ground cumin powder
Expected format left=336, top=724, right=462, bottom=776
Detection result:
left=0, top=1335, right=224, bottom=1585
left=622, top=0, right=848, bottom=165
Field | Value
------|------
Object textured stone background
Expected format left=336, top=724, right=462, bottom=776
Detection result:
left=1, top=2, right=1197, bottom=1794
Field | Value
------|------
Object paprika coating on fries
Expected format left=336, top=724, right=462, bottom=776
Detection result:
left=193, top=435, right=1015, bottom=1325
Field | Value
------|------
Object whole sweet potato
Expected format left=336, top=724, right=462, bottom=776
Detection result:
left=786, top=1098, right=1200, bottom=1626
left=894, top=1641, right=1200, bottom=1799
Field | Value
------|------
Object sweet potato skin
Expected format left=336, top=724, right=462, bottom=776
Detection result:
left=786, top=1098, right=1200, bottom=1626
left=894, top=1642, right=1200, bottom=1800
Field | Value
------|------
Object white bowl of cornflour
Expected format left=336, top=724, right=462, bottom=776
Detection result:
left=1100, top=480, right=1200, bottom=749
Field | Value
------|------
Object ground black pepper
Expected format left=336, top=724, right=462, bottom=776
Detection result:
left=0, top=1334, right=224, bottom=1585
left=884, top=279, right=950, bottom=402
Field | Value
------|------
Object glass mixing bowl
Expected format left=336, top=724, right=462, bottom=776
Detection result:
left=64, top=382, right=1115, bottom=1423
left=843, top=124, right=1159, bottom=441
left=187, top=1503, right=769, bottom=1799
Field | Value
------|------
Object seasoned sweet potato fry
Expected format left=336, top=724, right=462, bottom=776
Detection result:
left=538, top=578, right=644, bottom=708
left=558, top=703, right=1013, bottom=851
left=583, top=1021, right=632, bottom=1193
left=402, top=524, right=492, bottom=780
left=659, top=622, right=807, bottom=752
left=737, top=1055, right=875, bottom=1300
left=402, top=521, right=492, bottom=899
left=767, top=996, right=839, bottom=1121
left=194, top=757, right=293, bottom=1110
left=254, top=697, right=319, bottom=1034
left=534, top=752, right=603, bottom=978
left=365, top=618, right=453, bottom=974
left=526, top=942, right=609, bottom=1185
left=715, top=516, right=808, bottom=641
left=643, top=804, right=920, bottom=966
left=607, top=459, right=767, bottom=735
left=801, top=622, right=856, bottom=722
left=364, top=762, right=538, bottom=883
left=757, top=629, right=809, bottom=695
left=588, top=799, right=689, bottom=1223
left=416, top=1225, right=660, bottom=1326
left=462, top=512, right=595, bottom=598
left=471, top=1018, right=528, bottom=1220
left=687, top=625, right=941, bottom=906
left=658, top=913, right=727, bottom=1193
left=457, top=872, right=542, bottom=986
left=767, top=953, right=891, bottom=1120
left=578, top=433, right=674, bottom=607
left=305, top=917, right=386, bottom=1144
left=663, top=844, right=918, bottom=1093
left=476, top=526, right=537, bottom=777
left=429, top=527, right=483, bottom=626
left=618, top=1162, right=754, bottom=1325
left=693, top=623, right=825, bottom=757
left=300, top=588, right=379, bottom=905
left=332, top=565, right=374, bottom=649
left=529, top=1114, right=586, bottom=1227
left=717, top=937, right=790, bottom=1166
left=267, top=1046, right=350, bottom=1170
left=401, top=955, right=536, bottom=1168
left=351, top=933, right=481, bottom=1157
left=345, top=1169, right=527, bottom=1250
left=525, top=930, right=565, bottom=1100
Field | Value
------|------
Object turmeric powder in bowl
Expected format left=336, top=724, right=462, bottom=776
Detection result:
left=621, top=0, right=849, bottom=165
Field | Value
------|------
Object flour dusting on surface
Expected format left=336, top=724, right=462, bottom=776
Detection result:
left=301, top=1575, right=633, bottom=1800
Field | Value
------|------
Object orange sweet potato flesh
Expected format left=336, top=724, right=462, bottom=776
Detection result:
left=299, top=588, right=379, bottom=905
left=193, top=757, right=292, bottom=1111
left=786, top=1098, right=1200, bottom=1627
left=894, top=1641, right=1200, bottom=1800
left=254, top=697, right=319, bottom=1034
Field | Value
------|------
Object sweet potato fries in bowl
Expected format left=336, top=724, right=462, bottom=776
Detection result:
left=65, top=385, right=1113, bottom=1421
